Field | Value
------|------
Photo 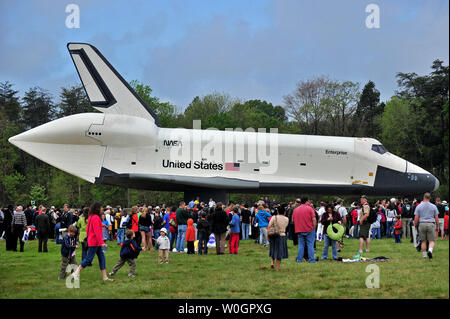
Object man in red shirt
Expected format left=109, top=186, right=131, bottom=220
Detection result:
left=292, top=197, right=317, bottom=263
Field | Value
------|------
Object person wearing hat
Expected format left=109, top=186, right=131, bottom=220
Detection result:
left=358, top=195, right=371, bottom=253
left=156, top=228, right=170, bottom=263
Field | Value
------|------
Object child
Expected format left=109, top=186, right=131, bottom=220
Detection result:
left=393, top=215, right=402, bottom=243
left=229, top=207, right=240, bottom=254
left=156, top=228, right=170, bottom=263
left=185, top=218, right=195, bottom=254
left=109, top=230, right=141, bottom=278
left=444, top=209, right=448, bottom=240
left=197, top=212, right=210, bottom=255
left=58, top=225, right=78, bottom=280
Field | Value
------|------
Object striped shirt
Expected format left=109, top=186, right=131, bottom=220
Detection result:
left=12, top=211, right=27, bottom=226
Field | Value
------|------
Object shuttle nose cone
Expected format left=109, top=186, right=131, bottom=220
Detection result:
left=433, top=175, right=440, bottom=192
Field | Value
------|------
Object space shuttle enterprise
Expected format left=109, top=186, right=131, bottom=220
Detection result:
left=9, top=43, right=439, bottom=202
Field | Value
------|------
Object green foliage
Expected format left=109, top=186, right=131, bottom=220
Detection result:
left=29, top=185, right=48, bottom=206
left=3, top=172, right=27, bottom=204
left=58, top=85, right=94, bottom=117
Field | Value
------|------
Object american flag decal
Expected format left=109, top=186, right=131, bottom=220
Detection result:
left=225, top=162, right=240, bottom=171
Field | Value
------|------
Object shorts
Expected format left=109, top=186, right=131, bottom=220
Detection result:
left=359, top=223, right=371, bottom=239
left=419, top=223, right=436, bottom=242
left=439, top=218, right=444, bottom=231
left=139, top=226, right=150, bottom=233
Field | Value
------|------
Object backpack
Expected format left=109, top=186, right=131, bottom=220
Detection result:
left=368, top=208, right=378, bottom=224
left=268, top=216, right=280, bottom=240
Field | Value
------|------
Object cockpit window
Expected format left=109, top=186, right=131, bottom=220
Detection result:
left=371, top=144, right=387, bottom=154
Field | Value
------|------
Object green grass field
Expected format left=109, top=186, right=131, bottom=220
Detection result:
left=0, top=236, right=448, bottom=299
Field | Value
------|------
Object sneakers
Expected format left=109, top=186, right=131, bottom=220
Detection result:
left=427, top=251, right=433, bottom=259
left=103, top=277, right=114, bottom=282
left=128, top=274, right=136, bottom=278
left=108, top=272, right=115, bottom=276
left=358, top=250, right=363, bottom=254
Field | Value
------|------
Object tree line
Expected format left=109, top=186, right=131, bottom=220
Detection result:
left=0, top=60, right=448, bottom=207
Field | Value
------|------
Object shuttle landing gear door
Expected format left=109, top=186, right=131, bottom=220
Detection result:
left=351, top=138, right=371, bottom=187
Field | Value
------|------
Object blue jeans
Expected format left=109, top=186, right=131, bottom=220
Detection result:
left=80, top=246, right=106, bottom=270
left=353, top=224, right=359, bottom=238
left=116, top=228, right=126, bottom=245
left=176, top=225, right=187, bottom=252
left=259, top=227, right=268, bottom=245
left=321, top=234, right=337, bottom=260
left=154, top=229, right=161, bottom=249
left=169, top=232, right=176, bottom=251
left=386, top=221, right=394, bottom=237
left=198, top=232, right=208, bottom=255
left=242, top=223, right=250, bottom=240
left=394, top=234, right=401, bottom=243
left=372, top=227, right=381, bottom=239
left=297, top=230, right=316, bottom=263
left=54, top=223, right=62, bottom=244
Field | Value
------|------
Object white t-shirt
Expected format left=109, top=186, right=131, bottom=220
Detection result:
left=335, top=205, right=348, bottom=218
left=317, top=206, right=325, bottom=218
left=209, top=201, right=216, bottom=208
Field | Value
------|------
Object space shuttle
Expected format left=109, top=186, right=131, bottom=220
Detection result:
left=8, top=43, right=439, bottom=202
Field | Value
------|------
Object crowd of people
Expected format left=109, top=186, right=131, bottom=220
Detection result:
left=0, top=193, right=448, bottom=277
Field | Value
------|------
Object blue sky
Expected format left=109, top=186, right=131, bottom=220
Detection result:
left=0, top=0, right=448, bottom=110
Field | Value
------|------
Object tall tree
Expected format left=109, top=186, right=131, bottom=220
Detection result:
left=58, top=85, right=93, bottom=117
left=0, top=81, right=22, bottom=123
left=21, top=87, right=56, bottom=129
left=353, top=80, right=383, bottom=137
left=395, top=59, right=449, bottom=186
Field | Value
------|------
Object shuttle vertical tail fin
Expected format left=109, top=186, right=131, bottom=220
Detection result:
left=67, top=42, right=160, bottom=126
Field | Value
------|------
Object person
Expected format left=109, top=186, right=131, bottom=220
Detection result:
left=35, top=207, right=51, bottom=253
left=211, top=202, right=228, bottom=255
left=24, top=205, right=34, bottom=227
left=250, top=204, right=259, bottom=242
left=185, top=218, right=196, bottom=254
left=127, top=206, right=140, bottom=246
left=11, top=206, right=27, bottom=252
left=444, top=208, right=449, bottom=240
left=287, top=199, right=301, bottom=246
left=60, top=204, right=73, bottom=234
left=414, top=193, right=440, bottom=259
left=320, top=204, right=342, bottom=260
left=335, top=199, right=348, bottom=249
left=268, top=205, right=289, bottom=271
left=239, top=204, right=251, bottom=241
left=176, top=202, right=190, bottom=252
left=3, top=205, right=14, bottom=251
left=72, top=202, right=113, bottom=282
left=157, top=228, right=170, bottom=263
left=371, top=209, right=382, bottom=239
left=393, top=215, right=402, bottom=243
left=197, top=212, right=210, bottom=255
left=435, top=198, right=446, bottom=240
left=400, top=198, right=413, bottom=238
left=292, top=197, right=316, bottom=263
left=350, top=203, right=360, bottom=238
left=385, top=202, right=397, bottom=238
left=109, top=230, right=141, bottom=277
left=76, top=207, right=89, bottom=261
left=58, top=225, right=79, bottom=280
left=255, top=206, right=272, bottom=247
left=153, top=209, right=163, bottom=248
left=117, top=209, right=128, bottom=245
left=209, top=198, right=216, bottom=208
left=101, top=213, right=111, bottom=244
left=138, top=207, right=153, bottom=251
left=229, top=207, right=240, bottom=254
left=104, top=208, right=114, bottom=240
left=169, top=207, right=177, bottom=251
left=358, top=195, right=371, bottom=253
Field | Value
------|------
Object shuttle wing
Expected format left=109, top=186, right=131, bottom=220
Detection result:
left=67, top=43, right=160, bottom=126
